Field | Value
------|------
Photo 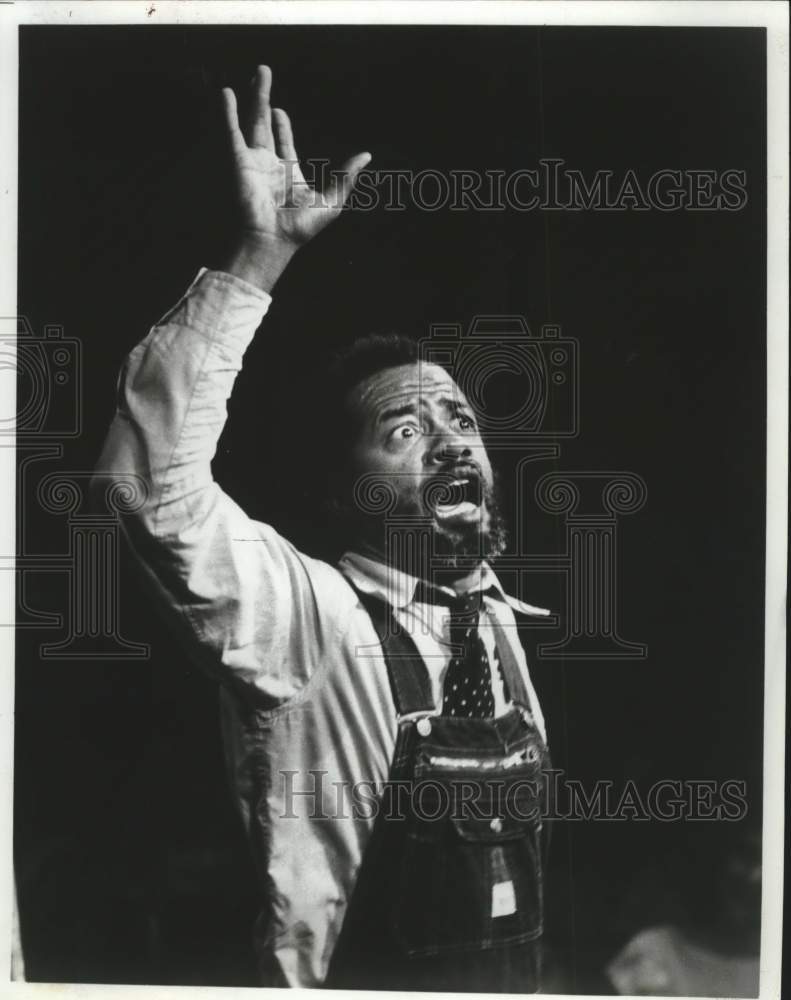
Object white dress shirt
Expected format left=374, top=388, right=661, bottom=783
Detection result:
left=96, top=268, right=550, bottom=987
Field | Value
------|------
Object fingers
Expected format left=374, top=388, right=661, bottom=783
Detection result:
left=325, top=152, right=373, bottom=208
left=272, top=108, right=298, bottom=163
left=221, top=88, right=247, bottom=157
left=247, top=64, right=273, bottom=149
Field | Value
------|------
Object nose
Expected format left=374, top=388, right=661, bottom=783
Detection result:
left=426, top=428, right=474, bottom=465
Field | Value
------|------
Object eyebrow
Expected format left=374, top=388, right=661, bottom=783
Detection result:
left=378, top=402, right=418, bottom=425
left=377, top=397, right=475, bottom=426
left=442, top=396, right=474, bottom=417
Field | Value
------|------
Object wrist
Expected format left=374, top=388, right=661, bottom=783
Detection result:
left=220, top=232, right=299, bottom=293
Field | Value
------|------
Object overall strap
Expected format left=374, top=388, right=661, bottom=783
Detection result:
left=349, top=585, right=436, bottom=718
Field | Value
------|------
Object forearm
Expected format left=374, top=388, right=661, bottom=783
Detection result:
left=220, top=233, right=299, bottom=293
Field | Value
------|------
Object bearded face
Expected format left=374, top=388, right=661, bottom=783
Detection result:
left=337, top=362, right=506, bottom=574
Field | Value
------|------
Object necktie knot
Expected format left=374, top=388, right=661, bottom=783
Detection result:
left=413, top=583, right=483, bottom=641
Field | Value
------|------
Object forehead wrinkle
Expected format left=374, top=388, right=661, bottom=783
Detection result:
left=353, top=364, right=469, bottom=420
left=373, top=390, right=472, bottom=426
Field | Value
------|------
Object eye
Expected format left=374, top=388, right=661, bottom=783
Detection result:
left=390, top=423, right=421, bottom=442
left=458, top=414, right=477, bottom=431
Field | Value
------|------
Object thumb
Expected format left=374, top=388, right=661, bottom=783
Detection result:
left=325, top=152, right=372, bottom=210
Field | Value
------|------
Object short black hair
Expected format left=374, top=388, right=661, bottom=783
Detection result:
left=327, top=332, right=421, bottom=408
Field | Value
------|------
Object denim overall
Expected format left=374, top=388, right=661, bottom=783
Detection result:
left=325, top=586, right=551, bottom=992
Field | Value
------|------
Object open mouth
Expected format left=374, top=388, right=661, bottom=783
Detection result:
left=425, top=470, right=483, bottom=519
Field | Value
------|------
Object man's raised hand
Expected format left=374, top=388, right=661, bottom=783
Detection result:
left=221, top=66, right=371, bottom=276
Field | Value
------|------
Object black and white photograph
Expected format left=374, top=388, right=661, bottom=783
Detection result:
left=1, top=2, right=787, bottom=997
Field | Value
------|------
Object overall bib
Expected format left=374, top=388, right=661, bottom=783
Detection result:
left=325, top=586, right=551, bottom=992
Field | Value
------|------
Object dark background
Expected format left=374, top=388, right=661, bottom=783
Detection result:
left=16, top=25, right=766, bottom=990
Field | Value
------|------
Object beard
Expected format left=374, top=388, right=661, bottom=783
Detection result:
left=426, top=472, right=508, bottom=566
left=328, top=467, right=508, bottom=576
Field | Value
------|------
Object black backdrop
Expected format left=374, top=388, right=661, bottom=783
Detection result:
left=16, top=25, right=766, bottom=988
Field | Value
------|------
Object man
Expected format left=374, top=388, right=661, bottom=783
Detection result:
left=96, top=66, right=551, bottom=991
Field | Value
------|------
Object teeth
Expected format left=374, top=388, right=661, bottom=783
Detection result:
left=435, top=500, right=478, bottom=517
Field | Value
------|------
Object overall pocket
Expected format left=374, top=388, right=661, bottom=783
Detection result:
left=393, top=742, right=546, bottom=958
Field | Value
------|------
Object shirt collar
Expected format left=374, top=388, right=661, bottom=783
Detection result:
left=338, top=551, right=550, bottom=618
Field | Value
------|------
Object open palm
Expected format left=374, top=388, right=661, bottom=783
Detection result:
left=222, top=66, right=371, bottom=248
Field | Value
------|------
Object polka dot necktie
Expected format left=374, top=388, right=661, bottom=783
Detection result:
left=413, top=586, right=497, bottom=719
left=442, top=593, right=495, bottom=718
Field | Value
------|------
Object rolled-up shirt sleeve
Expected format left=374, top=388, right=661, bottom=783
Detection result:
left=95, top=269, right=331, bottom=707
